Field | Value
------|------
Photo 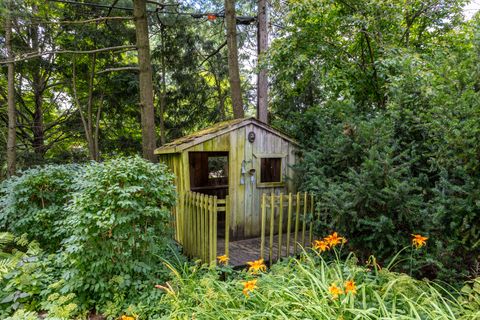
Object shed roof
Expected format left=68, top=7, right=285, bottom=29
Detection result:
left=154, top=117, right=299, bottom=155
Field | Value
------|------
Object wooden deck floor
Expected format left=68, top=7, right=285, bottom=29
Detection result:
left=217, top=232, right=312, bottom=267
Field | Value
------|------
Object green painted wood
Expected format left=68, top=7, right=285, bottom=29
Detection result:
left=195, top=193, right=199, bottom=260
left=260, top=193, right=266, bottom=259
left=294, top=192, right=300, bottom=254
left=184, top=192, right=188, bottom=256
left=198, top=193, right=203, bottom=261
left=286, top=193, right=292, bottom=256
left=213, top=196, right=218, bottom=265
left=196, top=193, right=201, bottom=258
left=207, top=196, right=212, bottom=263
left=278, top=193, right=284, bottom=259
left=225, top=195, right=230, bottom=257
left=309, top=194, right=314, bottom=245
left=178, top=192, right=183, bottom=246
left=203, top=194, right=208, bottom=262
left=302, top=192, right=307, bottom=247
left=269, top=192, right=275, bottom=265
left=185, top=191, right=189, bottom=252
left=189, top=192, right=194, bottom=257
left=185, top=192, right=190, bottom=256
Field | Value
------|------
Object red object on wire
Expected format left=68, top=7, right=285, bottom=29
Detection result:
left=207, top=13, right=216, bottom=21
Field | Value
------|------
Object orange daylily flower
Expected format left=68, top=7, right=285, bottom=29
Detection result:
left=344, top=280, right=357, bottom=295
left=313, top=239, right=330, bottom=252
left=242, top=279, right=258, bottom=296
left=217, top=255, right=229, bottom=265
left=324, top=232, right=346, bottom=247
left=328, top=283, right=344, bottom=299
left=121, top=316, right=134, bottom=320
left=411, top=234, right=428, bottom=249
left=247, top=259, right=267, bottom=274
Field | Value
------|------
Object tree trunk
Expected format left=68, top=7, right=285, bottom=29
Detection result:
left=159, top=25, right=166, bottom=146
left=72, top=56, right=100, bottom=161
left=224, top=0, right=244, bottom=119
left=5, top=1, right=16, bottom=177
left=87, top=53, right=96, bottom=160
left=133, top=0, right=157, bottom=161
left=257, top=0, right=268, bottom=123
left=31, top=5, right=46, bottom=159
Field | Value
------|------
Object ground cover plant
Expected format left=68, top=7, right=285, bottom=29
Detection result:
left=159, top=233, right=480, bottom=320
left=0, top=157, right=180, bottom=319
left=0, top=164, right=81, bottom=251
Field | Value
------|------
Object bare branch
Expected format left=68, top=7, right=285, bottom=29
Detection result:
left=96, top=66, right=139, bottom=74
left=50, top=16, right=133, bottom=25
left=200, top=41, right=227, bottom=66
left=0, top=45, right=137, bottom=64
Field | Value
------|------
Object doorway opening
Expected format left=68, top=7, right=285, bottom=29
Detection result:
left=189, top=151, right=229, bottom=237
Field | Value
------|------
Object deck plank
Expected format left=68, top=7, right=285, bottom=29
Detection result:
left=217, top=232, right=311, bottom=267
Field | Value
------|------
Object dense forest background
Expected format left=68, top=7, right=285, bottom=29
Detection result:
left=0, top=0, right=259, bottom=173
left=1, top=0, right=480, bottom=283
left=1, top=0, right=480, bottom=318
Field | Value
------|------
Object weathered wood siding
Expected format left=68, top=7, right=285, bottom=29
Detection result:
left=243, top=124, right=297, bottom=239
left=159, top=122, right=297, bottom=242
left=158, top=153, right=183, bottom=241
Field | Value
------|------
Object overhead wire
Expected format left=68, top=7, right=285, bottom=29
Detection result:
left=47, top=0, right=256, bottom=24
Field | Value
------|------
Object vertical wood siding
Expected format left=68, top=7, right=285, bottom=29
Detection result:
left=160, top=122, right=298, bottom=242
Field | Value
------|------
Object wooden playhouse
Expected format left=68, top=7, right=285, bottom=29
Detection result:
left=155, top=117, right=315, bottom=265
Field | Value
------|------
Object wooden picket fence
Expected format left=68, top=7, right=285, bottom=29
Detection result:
left=180, top=192, right=229, bottom=264
left=260, top=192, right=316, bottom=264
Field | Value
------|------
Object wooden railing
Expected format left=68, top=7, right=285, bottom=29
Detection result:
left=260, top=192, right=316, bottom=264
left=180, top=192, right=229, bottom=264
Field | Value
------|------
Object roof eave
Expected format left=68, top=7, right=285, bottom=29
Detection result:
left=154, top=117, right=300, bottom=155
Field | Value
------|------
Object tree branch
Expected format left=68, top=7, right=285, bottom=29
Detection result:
left=96, top=66, right=139, bottom=74
left=0, top=45, right=137, bottom=64
left=200, top=41, right=227, bottom=66
left=49, top=16, right=133, bottom=25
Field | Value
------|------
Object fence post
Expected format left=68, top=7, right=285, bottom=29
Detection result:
left=309, top=194, right=314, bottom=245
left=294, top=192, right=300, bottom=254
left=197, top=193, right=202, bottom=259
left=269, top=192, right=275, bottom=265
left=203, top=194, right=209, bottom=262
left=188, top=193, right=197, bottom=257
left=194, top=193, right=199, bottom=258
left=278, top=193, right=284, bottom=259
left=198, top=194, right=203, bottom=262
left=286, top=193, right=292, bottom=256
left=260, top=193, right=266, bottom=259
left=208, top=196, right=215, bottom=265
left=213, top=196, right=218, bottom=265
left=185, top=193, right=190, bottom=256
left=302, top=192, right=307, bottom=247
left=225, top=195, right=230, bottom=257
left=178, top=193, right=183, bottom=245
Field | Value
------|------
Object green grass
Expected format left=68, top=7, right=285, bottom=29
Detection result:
left=158, top=250, right=480, bottom=320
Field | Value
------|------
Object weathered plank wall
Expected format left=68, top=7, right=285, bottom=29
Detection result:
left=244, top=124, right=297, bottom=239
left=160, top=122, right=298, bottom=242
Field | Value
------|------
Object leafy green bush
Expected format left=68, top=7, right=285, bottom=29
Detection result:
left=460, top=278, right=480, bottom=315
left=160, top=250, right=479, bottom=319
left=0, top=157, right=180, bottom=318
left=290, top=100, right=479, bottom=281
left=0, top=233, right=74, bottom=318
left=0, top=165, right=81, bottom=251
left=61, top=156, right=177, bottom=311
left=268, top=0, right=480, bottom=282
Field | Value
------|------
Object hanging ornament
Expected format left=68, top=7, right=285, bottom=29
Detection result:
left=207, top=13, right=217, bottom=21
